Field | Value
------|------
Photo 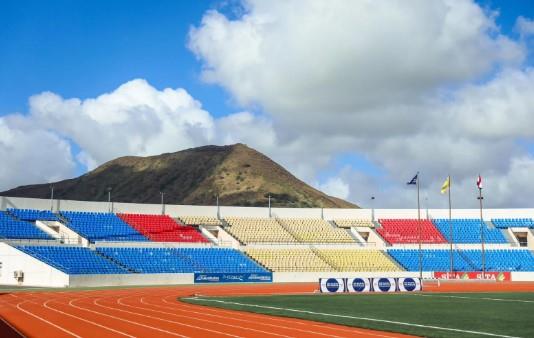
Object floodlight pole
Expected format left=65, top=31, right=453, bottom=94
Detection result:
left=216, top=194, right=220, bottom=219
left=160, top=191, right=165, bottom=215
left=268, top=194, right=272, bottom=218
left=107, top=187, right=112, bottom=212
left=478, top=187, right=486, bottom=278
left=50, top=185, right=54, bottom=212
left=417, top=173, right=422, bottom=280
left=448, top=176, right=453, bottom=278
left=371, top=196, right=375, bottom=222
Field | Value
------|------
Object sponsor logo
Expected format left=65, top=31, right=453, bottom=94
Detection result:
left=223, top=274, right=245, bottom=281
left=248, top=274, right=272, bottom=281
left=377, top=278, right=391, bottom=292
left=403, top=278, right=417, bottom=291
left=325, top=278, right=340, bottom=292
left=352, top=278, right=366, bottom=292
left=196, top=275, right=220, bottom=282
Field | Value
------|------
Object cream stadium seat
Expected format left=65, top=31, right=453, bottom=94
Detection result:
left=278, top=218, right=356, bottom=243
left=180, top=216, right=222, bottom=226
left=334, top=219, right=374, bottom=228
left=224, top=217, right=297, bottom=244
left=316, top=249, right=402, bottom=272
left=245, top=248, right=333, bottom=272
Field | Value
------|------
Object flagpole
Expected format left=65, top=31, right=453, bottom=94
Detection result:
left=448, top=175, right=453, bottom=277
left=478, top=183, right=485, bottom=277
left=417, top=173, right=422, bottom=280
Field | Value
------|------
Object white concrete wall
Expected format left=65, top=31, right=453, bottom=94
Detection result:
left=510, top=272, right=534, bottom=282
left=273, top=271, right=432, bottom=283
left=0, top=243, right=69, bottom=287
left=69, top=273, right=193, bottom=287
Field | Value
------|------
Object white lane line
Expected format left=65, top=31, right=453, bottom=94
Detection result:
left=68, top=297, right=190, bottom=338
left=186, top=297, right=520, bottom=338
left=15, top=300, right=82, bottom=338
left=132, top=296, right=293, bottom=338
left=43, top=299, right=136, bottom=338
left=410, top=294, right=534, bottom=303
left=94, top=296, right=239, bottom=338
left=170, top=295, right=399, bottom=338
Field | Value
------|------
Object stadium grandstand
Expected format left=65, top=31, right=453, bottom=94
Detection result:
left=1, top=195, right=534, bottom=288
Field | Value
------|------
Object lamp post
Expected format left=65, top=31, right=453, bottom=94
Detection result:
left=160, top=191, right=165, bottom=215
left=107, top=187, right=112, bottom=212
left=370, top=196, right=375, bottom=222
left=216, top=194, right=220, bottom=219
left=50, top=185, right=54, bottom=212
left=478, top=189, right=485, bottom=277
left=268, top=194, right=271, bottom=218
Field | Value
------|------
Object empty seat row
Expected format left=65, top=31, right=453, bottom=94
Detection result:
left=492, top=218, right=534, bottom=229
left=118, top=214, right=208, bottom=243
left=279, top=218, right=356, bottom=243
left=433, top=219, right=507, bottom=243
left=0, top=212, right=52, bottom=240
left=317, top=249, right=401, bottom=272
left=180, top=216, right=222, bottom=226
left=225, top=217, right=297, bottom=243
left=334, top=219, right=374, bottom=228
left=7, top=208, right=60, bottom=222
left=377, top=219, right=447, bottom=244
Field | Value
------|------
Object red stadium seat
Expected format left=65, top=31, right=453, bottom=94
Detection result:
left=377, top=219, right=447, bottom=244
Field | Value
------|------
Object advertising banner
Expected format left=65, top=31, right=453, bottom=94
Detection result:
left=194, top=272, right=273, bottom=284
left=372, top=277, right=396, bottom=292
left=319, top=278, right=346, bottom=293
left=433, top=271, right=511, bottom=282
left=398, top=277, right=421, bottom=292
left=346, top=277, right=371, bottom=293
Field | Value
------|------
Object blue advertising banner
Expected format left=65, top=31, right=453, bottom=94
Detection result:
left=194, top=272, right=273, bottom=284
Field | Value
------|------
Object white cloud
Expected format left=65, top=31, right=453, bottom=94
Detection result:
left=0, top=115, right=76, bottom=190
left=516, top=16, right=534, bottom=38
left=316, top=177, right=350, bottom=200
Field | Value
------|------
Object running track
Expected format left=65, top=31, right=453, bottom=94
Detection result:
left=1, top=282, right=534, bottom=338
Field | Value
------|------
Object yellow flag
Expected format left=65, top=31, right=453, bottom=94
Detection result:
left=441, top=176, right=450, bottom=194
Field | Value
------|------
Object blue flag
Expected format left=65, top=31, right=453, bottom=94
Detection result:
left=407, top=173, right=418, bottom=185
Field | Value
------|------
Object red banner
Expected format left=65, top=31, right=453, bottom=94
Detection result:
left=433, top=271, right=511, bottom=282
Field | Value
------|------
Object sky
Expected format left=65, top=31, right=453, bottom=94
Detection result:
left=1, top=0, right=534, bottom=209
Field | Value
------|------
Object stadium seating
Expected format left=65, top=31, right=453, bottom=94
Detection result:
left=61, top=211, right=147, bottom=242
left=333, top=219, right=374, bottom=228
left=433, top=219, right=507, bottom=243
left=7, top=208, right=60, bottom=222
left=97, top=247, right=267, bottom=273
left=278, top=218, right=356, bottom=243
left=225, top=217, right=297, bottom=243
left=316, top=249, right=402, bottom=272
left=17, top=245, right=126, bottom=274
left=377, top=219, right=447, bottom=244
left=180, top=216, right=222, bottom=226
left=388, top=249, right=475, bottom=271
left=0, top=211, right=53, bottom=240
left=461, top=249, right=534, bottom=271
left=492, top=218, right=534, bottom=229
left=118, top=214, right=208, bottom=243
left=245, top=248, right=332, bottom=272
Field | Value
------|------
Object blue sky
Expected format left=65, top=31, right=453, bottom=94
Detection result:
left=2, top=0, right=534, bottom=208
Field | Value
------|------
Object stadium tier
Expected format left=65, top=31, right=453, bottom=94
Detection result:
left=377, top=219, right=447, bottom=244
left=7, top=208, right=60, bottom=222
left=16, top=245, right=127, bottom=274
left=433, top=219, right=507, bottom=243
left=245, top=248, right=332, bottom=272
left=118, top=214, right=208, bottom=243
left=316, top=249, right=402, bottom=272
left=388, top=249, right=534, bottom=272
left=225, top=217, right=297, bottom=243
left=61, top=211, right=147, bottom=242
left=97, top=247, right=266, bottom=273
left=334, top=219, right=374, bottom=228
left=278, top=218, right=356, bottom=243
left=0, top=211, right=52, bottom=240
left=180, top=215, right=222, bottom=226
left=492, top=218, right=534, bottom=228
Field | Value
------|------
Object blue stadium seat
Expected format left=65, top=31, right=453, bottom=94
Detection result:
left=0, top=212, right=53, bottom=240
left=388, top=249, right=534, bottom=272
left=7, top=208, right=60, bottom=222
left=16, top=245, right=127, bottom=274
left=97, top=247, right=268, bottom=273
left=433, top=219, right=507, bottom=243
left=61, top=211, right=148, bottom=242
left=492, top=218, right=534, bottom=229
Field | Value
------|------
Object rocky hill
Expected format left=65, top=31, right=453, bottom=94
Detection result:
left=1, top=143, right=357, bottom=208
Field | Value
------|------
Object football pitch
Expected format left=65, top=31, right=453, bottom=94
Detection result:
left=183, top=292, right=534, bottom=338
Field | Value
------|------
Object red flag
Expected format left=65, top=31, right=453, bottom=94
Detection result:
left=477, top=175, right=482, bottom=189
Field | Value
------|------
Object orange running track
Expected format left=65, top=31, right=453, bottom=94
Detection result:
left=1, top=281, right=534, bottom=338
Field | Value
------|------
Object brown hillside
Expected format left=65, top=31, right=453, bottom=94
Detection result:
left=1, top=144, right=358, bottom=208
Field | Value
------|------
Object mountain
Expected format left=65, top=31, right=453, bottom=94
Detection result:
left=1, top=144, right=357, bottom=208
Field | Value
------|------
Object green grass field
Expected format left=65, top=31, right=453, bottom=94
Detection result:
left=182, top=292, right=534, bottom=338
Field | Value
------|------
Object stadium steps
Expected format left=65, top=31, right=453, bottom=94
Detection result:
left=308, top=245, right=339, bottom=271
left=94, top=249, right=137, bottom=273
left=456, top=249, right=478, bottom=271
left=274, top=217, right=301, bottom=242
